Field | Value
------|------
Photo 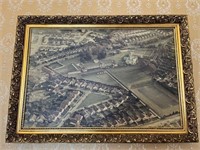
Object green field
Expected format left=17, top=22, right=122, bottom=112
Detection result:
left=77, top=93, right=110, bottom=109
left=137, top=84, right=178, bottom=109
left=48, top=62, right=63, bottom=69
left=109, top=65, right=150, bottom=88
left=55, top=64, right=76, bottom=74
left=81, top=72, right=120, bottom=86
left=55, top=57, right=79, bottom=74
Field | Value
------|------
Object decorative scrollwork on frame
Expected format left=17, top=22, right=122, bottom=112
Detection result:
left=6, top=15, right=198, bottom=143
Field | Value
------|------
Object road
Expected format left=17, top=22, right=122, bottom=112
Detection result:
left=56, top=91, right=90, bottom=127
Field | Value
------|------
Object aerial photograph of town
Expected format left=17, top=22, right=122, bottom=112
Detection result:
left=23, top=27, right=182, bottom=129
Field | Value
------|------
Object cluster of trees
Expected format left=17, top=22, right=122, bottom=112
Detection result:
left=79, top=49, right=107, bottom=62
left=79, top=51, right=92, bottom=62
left=97, top=49, right=106, bottom=60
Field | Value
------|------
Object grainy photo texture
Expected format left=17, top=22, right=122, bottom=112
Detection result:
left=24, top=27, right=181, bottom=129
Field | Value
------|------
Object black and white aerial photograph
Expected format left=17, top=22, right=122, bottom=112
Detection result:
left=23, top=27, right=181, bottom=129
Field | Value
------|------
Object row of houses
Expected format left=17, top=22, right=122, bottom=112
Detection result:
left=110, top=29, right=173, bottom=47
left=31, top=46, right=82, bottom=66
left=64, top=95, right=158, bottom=128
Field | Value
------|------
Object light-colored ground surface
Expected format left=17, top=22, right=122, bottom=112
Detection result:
left=132, top=84, right=179, bottom=117
left=81, top=71, right=120, bottom=86
left=109, top=65, right=149, bottom=88
left=77, top=93, right=110, bottom=109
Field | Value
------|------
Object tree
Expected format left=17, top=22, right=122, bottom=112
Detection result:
left=85, top=51, right=92, bottom=61
left=91, top=48, right=98, bottom=55
left=79, top=51, right=92, bottom=62
left=97, top=50, right=106, bottom=60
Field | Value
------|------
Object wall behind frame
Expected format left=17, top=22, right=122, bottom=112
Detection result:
left=0, top=0, right=200, bottom=149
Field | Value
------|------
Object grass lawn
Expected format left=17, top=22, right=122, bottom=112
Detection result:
left=77, top=93, right=110, bottom=109
left=48, top=62, right=63, bottom=69
left=109, top=65, right=149, bottom=87
left=55, top=57, right=79, bottom=74
left=81, top=72, right=119, bottom=86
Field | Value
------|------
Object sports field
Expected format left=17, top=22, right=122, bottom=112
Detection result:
left=130, top=81, right=179, bottom=117
left=109, top=65, right=150, bottom=88
left=137, top=84, right=178, bottom=109
left=109, top=65, right=179, bottom=117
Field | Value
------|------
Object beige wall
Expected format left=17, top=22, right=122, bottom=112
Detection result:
left=0, top=0, right=200, bottom=149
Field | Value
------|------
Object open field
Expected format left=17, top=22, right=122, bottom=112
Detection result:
left=77, top=93, right=110, bottom=109
left=109, top=65, right=150, bottom=88
left=55, top=57, right=79, bottom=75
left=48, top=62, right=63, bottom=69
left=55, top=64, right=76, bottom=75
left=81, top=71, right=120, bottom=86
left=138, top=84, right=178, bottom=109
left=131, top=82, right=179, bottom=117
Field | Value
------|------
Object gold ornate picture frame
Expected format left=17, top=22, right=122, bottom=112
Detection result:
left=6, top=15, right=198, bottom=143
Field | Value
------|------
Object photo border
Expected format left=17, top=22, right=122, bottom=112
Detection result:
left=6, top=15, right=198, bottom=143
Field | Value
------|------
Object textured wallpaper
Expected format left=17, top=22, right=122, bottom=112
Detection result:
left=0, top=0, right=200, bottom=149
